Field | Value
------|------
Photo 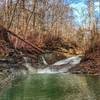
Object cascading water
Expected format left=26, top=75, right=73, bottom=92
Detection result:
left=22, top=55, right=82, bottom=74
left=41, top=56, right=48, bottom=65
left=53, top=55, right=82, bottom=66
left=23, top=57, right=36, bottom=73
left=37, top=55, right=82, bottom=74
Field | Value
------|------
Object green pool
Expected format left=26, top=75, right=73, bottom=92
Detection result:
left=0, top=74, right=100, bottom=100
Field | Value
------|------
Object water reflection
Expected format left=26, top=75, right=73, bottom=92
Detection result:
left=0, top=74, right=100, bottom=100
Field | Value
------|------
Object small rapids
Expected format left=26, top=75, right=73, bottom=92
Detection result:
left=36, top=55, right=82, bottom=74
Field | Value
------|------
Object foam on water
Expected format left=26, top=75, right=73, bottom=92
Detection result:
left=37, top=55, right=82, bottom=74
left=53, top=55, right=82, bottom=66
left=23, top=57, right=35, bottom=73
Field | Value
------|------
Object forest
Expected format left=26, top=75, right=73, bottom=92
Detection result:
left=0, top=0, right=100, bottom=77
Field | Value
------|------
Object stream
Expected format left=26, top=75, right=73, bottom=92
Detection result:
left=0, top=74, right=100, bottom=100
left=0, top=55, right=100, bottom=100
left=28, top=55, right=82, bottom=74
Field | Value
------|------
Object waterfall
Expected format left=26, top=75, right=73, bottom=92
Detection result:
left=22, top=55, right=82, bottom=74
left=52, top=55, right=82, bottom=66
left=41, top=56, right=48, bottom=65
left=23, top=57, right=35, bottom=73
left=37, top=55, right=82, bottom=74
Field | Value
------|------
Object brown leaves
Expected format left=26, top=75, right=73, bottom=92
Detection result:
left=79, top=42, right=100, bottom=74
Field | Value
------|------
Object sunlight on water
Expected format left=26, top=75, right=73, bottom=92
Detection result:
left=0, top=74, right=100, bottom=100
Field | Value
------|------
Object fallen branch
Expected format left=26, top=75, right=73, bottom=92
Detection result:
left=8, top=31, right=44, bottom=54
left=0, top=25, right=44, bottom=54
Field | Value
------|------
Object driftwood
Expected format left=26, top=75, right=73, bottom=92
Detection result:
left=0, top=25, right=44, bottom=55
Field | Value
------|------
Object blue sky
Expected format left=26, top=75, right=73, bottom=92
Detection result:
left=64, top=0, right=100, bottom=26
left=64, top=0, right=87, bottom=4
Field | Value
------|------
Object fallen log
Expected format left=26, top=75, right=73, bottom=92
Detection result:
left=8, top=30, right=44, bottom=54
left=0, top=25, right=44, bottom=54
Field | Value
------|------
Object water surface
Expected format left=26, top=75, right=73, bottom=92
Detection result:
left=0, top=74, right=100, bottom=100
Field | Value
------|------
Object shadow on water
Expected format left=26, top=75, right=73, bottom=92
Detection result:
left=0, top=74, right=100, bottom=100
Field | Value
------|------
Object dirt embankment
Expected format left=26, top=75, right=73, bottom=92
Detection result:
left=70, top=43, right=100, bottom=75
